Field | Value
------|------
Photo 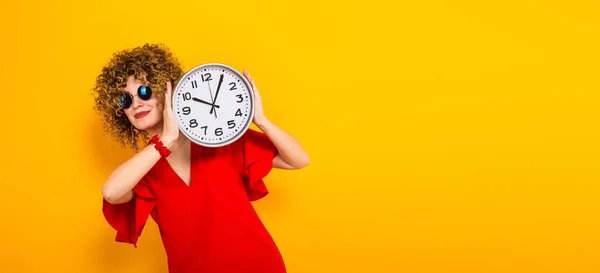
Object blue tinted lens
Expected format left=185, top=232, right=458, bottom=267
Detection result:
left=120, top=93, right=133, bottom=109
left=138, top=85, right=152, bottom=100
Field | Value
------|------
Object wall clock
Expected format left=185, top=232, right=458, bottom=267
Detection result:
left=172, top=63, right=254, bottom=147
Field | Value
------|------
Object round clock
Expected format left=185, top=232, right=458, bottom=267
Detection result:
left=172, top=63, right=254, bottom=147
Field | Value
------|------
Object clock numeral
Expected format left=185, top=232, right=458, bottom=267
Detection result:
left=191, top=80, right=198, bottom=88
left=227, top=120, right=236, bottom=129
left=201, top=73, right=212, bottom=82
left=235, top=109, right=242, bottom=117
left=182, top=92, right=191, bottom=101
left=229, top=82, right=237, bottom=90
left=189, top=119, right=198, bottom=128
left=182, top=107, right=191, bottom=115
left=215, top=127, right=223, bottom=136
left=200, top=126, right=208, bottom=135
left=236, top=94, right=243, bottom=103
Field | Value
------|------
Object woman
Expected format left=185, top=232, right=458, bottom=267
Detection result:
left=92, top=43, right=309, bottom=273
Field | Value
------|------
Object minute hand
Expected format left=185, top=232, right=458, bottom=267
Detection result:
left=210, top=74, right=224, bottom=114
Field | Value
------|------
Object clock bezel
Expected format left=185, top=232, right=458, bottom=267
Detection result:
left=172, top=63, right=255, bottom=148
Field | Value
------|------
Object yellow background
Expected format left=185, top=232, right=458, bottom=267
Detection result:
left=1, top=0, right=599, bottom=272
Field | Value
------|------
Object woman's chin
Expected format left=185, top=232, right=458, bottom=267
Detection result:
left=134, top=120, right=161, bottom=133
left=130, top=112, right=161, bottom=132
left=133, top=121, right=151, bottom=131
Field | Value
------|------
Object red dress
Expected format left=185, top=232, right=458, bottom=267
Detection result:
left=102, top=129, right=287, bottom=273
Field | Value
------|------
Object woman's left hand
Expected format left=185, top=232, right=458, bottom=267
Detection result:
left=243, top=69, right=269, bottom=127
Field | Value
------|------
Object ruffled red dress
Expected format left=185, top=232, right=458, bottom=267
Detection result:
left=102, top=129, right=286, bottom=273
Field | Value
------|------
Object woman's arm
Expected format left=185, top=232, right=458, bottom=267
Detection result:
left=243, top=69, right=310, bottom=170
left=101, top=145, right=164, bottom=204
left=258, top=119, right=310, bottom=170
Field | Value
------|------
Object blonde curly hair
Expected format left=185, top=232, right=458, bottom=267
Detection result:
left=92, top=43, right=185, bottom=150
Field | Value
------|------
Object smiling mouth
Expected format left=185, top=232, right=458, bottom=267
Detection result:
left=135, top=111, right=150, bottom=119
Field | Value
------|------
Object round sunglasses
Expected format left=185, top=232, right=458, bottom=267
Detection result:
left=119, top=85, right=152, bottom=109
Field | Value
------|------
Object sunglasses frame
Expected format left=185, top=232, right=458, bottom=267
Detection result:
left=120, top=85, right=153, bottom=109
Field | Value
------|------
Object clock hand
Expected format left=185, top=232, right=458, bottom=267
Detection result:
left=206, top=80, right=217, bottom=118
left=192, top=97, right=220, bottom=108
left=210, top=74, right=224, bottom=115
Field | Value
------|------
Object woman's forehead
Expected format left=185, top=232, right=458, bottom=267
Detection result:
left=124, top=75, right=146, bottom=94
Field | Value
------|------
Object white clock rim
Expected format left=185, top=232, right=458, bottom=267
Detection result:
left=171, top=62, right=255, bottom=148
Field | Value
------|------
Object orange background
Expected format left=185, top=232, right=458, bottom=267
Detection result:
left=1, top=0, right=599, bottom=272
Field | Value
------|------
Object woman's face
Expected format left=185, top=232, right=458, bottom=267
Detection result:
left=123, top=75, right=163, bottom=132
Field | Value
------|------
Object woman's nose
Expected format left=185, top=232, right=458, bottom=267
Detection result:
left=132, top=96, right=144, bottom=108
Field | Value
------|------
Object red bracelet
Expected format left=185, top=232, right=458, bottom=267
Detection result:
left=149, top=135, right=172, bottom=157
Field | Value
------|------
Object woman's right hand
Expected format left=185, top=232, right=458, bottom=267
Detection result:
left=161, top=81, right=179, bottom=146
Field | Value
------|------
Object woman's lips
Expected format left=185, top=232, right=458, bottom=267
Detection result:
left=135, top=111, right=150, bottom=119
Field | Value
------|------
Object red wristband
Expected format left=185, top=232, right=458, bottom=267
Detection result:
left=149, top=135, right=172, bottom=157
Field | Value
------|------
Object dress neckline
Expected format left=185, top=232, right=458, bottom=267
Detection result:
left=160, top=139, right=195, bottom=188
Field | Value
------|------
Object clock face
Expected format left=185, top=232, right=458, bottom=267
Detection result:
left=172, top=63, right=254, bottom=147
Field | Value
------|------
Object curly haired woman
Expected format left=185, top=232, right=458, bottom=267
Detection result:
left=92, top=43, right=310, bottom=273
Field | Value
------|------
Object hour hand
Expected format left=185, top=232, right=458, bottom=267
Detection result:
left=192, top=97, right=220, bottom=108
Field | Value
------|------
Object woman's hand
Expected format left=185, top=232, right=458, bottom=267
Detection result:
left=161, top=81, right=179, bottom=146
left=243, top=70, right=269, bottom=127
